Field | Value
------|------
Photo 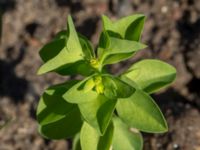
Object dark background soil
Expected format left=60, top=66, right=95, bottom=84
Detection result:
left=0, top=0, right=200, bottom=150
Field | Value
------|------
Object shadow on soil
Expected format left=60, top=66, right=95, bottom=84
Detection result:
left=176, top=9, right=200, bottom=108
left=153, top=88, right=199, bottom=118
left=77, top=17, right=99, bottom=40
left=0, top=0, right=16, bottom=12
left=0, top=44, right=28, bottom=103
left=54, top=0, right=84, bottom=13
left=176, top=10, right=200, bottom=74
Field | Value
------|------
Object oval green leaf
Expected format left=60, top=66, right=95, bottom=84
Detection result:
left=123, top=59, right=176, bottom=93
left=37, top=80, right=78, bottom=126
left=112, top=117, right=143, bottom=150
left=98, top=37, right=147, bottom=65
left=37, top=15, right=85, bottom=75
left=63, top=76, right=98, bottom=104
left=80, top=122, right=113, bottom=150
left=78, top=95, right=116, bottom=135
left=102, top=75, right=135, bottom=99
left=102, top=14, right=145, bottom=41
left=116, top=89, right=168, bottom=133
left=39, top=30, right=94, bottom=76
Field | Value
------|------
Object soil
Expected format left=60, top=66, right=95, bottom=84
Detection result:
left=0, top=0, right=200, bottom=150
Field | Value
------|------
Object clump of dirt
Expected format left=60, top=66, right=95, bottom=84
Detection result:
left=0, top=0, right=200, bottom=149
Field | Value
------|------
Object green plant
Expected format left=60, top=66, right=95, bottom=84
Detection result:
left=37, top=14, right=176, bottom=150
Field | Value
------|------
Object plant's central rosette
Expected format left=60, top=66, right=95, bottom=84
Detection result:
left=37, top=14, right=177, bottom=150
left=94, top=76, right=104, bottom=94
left=83, top=75, right=105, bottom=94
left=90, top=58, right=100, bottom=70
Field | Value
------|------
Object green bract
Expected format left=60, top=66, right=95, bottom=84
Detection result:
left=37, top=14, right=176, bottom=150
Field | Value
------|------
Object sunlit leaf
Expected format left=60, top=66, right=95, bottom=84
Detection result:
left=102, top=75, right=135, bottom=99
left=98, top=37, right=146, bottom=65
left=116, top=88, right=168, bottom=133
left=80, top=122, right=113, bottom=150
left=78, top=95, right=116, bottom=135
left=102, top=14, right=146, bottom=41
left=63, top=76, right=98, bottom=104
left=38, top=15, right=85, bottom=75
left=78, top=33, right=95, bottom=59
left=123, top=59, right=176, bottom=93
left=112, top=117, right=143, bottom=150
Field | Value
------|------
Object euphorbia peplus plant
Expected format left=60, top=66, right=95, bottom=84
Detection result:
left=37, top=14, right=176, bottom=150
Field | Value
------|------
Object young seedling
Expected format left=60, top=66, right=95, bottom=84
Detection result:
left=37, top=14, right=176, bottom=150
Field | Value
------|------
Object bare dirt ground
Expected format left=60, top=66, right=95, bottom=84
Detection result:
left=0, top=0, right=200, bottom=150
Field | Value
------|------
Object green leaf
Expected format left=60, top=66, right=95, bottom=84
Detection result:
left=63, top=77, right=98, bottom=104
left=37, top=81, right=82, bottom=139
left=40, top=30, right=76, bottom=65
left=83, top=78, right=95, bottom=92
left=102, top=52, right=134, bottom=65
left=116, top=88, right=168, bottom=133
left=111, top=76, right=135, bottom=98
left=39, top=31, right=69, bottom=75
left=123, top=59, right=176, bottom=93
left=72, top=133, right=81, bottom=150
left=98, top=37, right=147, bottom=65
left=53, top=30, right=68, bottom=40
left=98, top=14, right=146, bottom=66
left=39, top=38, right=66, bottom=63
left=125, top=16, right=146, bottom=41
left=78, top=33, right=95, bottom=59
left=63, top=76, right=116, bottom=134
left=98, top=31, right=110, bottom=50
left=102, top=75, right=135, bottom=99
left=102, top=76, right=118, bottom=99
left=37, top=15, right=85, bottom=75
left=65, top=15, right=84, bottom=58
left=56, top=60, right=94, bottom=76
left=59, top=33, right=95, bottom=76
left=78, top=95, right=116, bottom=135
left=80, top=122, right=113, bottom=150
left=38, top=107, right=82, bottom=139
left=37, top=80, right=78, bottom=125
left=112, top=117, right=143, bottom=150
left=39, top=30, right=94, bottom=76
left=102, top=14, right=146, bottom=41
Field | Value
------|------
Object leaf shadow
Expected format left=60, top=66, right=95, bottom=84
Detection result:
left=54, top=0, right=84, bottom=13
left=176, top=9, right=200, bottom=77
left=0, top=44, right=28, bottom=103
left=77, top=17, right=99, bottom=40
left=152, top=88, right=199, bottom=119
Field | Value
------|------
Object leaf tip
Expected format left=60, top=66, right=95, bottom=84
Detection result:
left=37, top=66, right=46, bottom=75
left=67, top=14, right=73, bottom=21
left=142, top=43, right=148, bottom=49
